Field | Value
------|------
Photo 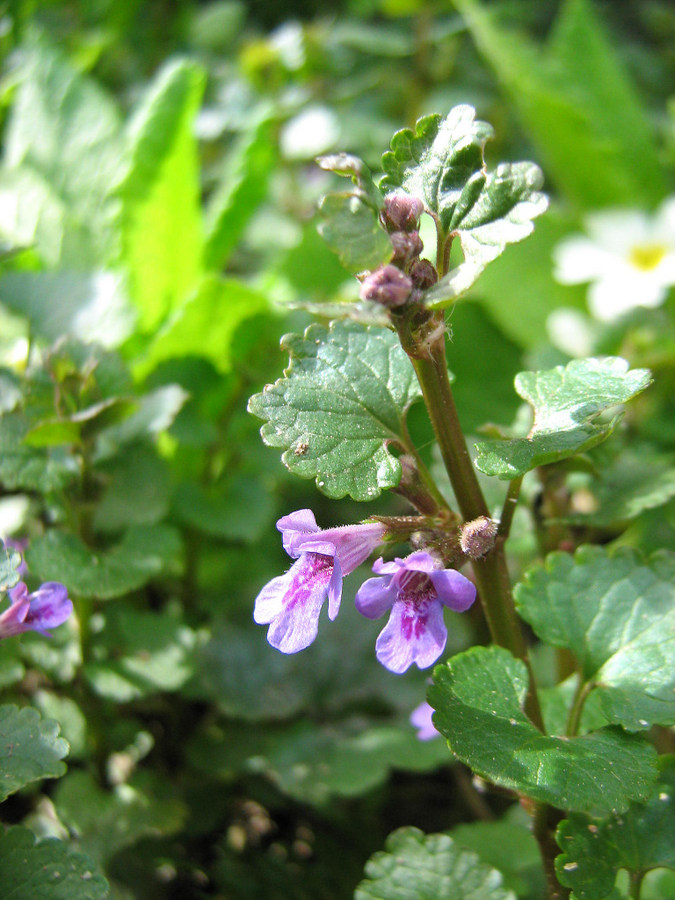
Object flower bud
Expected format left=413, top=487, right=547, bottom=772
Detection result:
left=381, top=194, right=424, bottom=232
left=390, top=231, right=424, bottom=265
left=410, top=258, right=438, bottom=290
left=360, top=264, right=413, bottom=308
left=459, top=516, right=498, bottom=559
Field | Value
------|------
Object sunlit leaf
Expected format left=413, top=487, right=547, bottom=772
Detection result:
left=474, top=357, right=651, bottom=479
left=119, top=59, right=205, bottom=331
left=379, top=106, right=547, bottom=303
left=248, top=319, right=422, bottom=500
left=355, top=827, right=516, bottom=900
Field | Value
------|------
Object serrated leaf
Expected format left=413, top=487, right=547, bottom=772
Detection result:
left=317, top=193, right=392, bottom=273
left=515, top=546, right=675, bottom=730
left=380, top=106, right=547, bottom=303
left=0, top=704, right=68, bottom=801
left=26, top=525, right=183, bottom=599
left=0, top=826, right=109, bottom=900
left=556, top=758, right=675, bottom=900
left=429, top=646, right=657, bottom=815
left=474, top=357, right=651, bottom=479
left=355, top=827, right=516, bottom=900
left=119, top=59, right=205, bottom=332
left=0, top=540, right=22, bottom=592
left=248, top=320, right=422, bottom=500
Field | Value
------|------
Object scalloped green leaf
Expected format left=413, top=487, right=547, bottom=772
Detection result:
left=429, top=646, right=657, bottom=815
left=515, top=546, right=675, bottom=731
left=355, top=827, right=516, bottom=900
left=556, top=758, right=675, bottom=900
left=247, top=320, right=422, bottom=501
left=0, top=540, right=22, bottom=592
left=0, top=826, right=109, bottom=900
left=0, top=704, right=68, bottom=802
left=26, top=525, right=183, bottom=600
left=379, top=106, right=547, bottom=304
left=317, top=192, right=392, bottom=273
left=474, top=357, right=651, bottom=479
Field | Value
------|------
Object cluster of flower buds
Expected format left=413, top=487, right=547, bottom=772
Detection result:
left=359, top=193, right=438, bottom=310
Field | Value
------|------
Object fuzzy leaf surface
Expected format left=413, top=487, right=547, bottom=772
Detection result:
left=317, top=193, right=392, bottom=273
left=0, top=826, right=109, bottom=900
left=515, top=546, right=675, bottom=730
left=556, top=758, right=675, bottom=900
left=380, top=106, right=547, bottom=303
left=474, top=357, right=651, bottom=479
left=0, top=705, right=68, bottom=802
left=248, top=320, right=422, bottom=500
left=354, top=827, right=516, bottom=900
left=429, top=646, right=656, bottom=815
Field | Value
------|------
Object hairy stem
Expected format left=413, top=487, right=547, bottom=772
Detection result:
left=566, top=678, right=595, bottom=737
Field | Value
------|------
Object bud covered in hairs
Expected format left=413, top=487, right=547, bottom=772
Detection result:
left=459, top=516, right=498, bottom=559
left=360, top=264, right=413, bottom=308
left=381, top=194, right=424, bottom=233
left=390, top=231, right=424, bottom=265
left=410, top=258, right=438, bottom=290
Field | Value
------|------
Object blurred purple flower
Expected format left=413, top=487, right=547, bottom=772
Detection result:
left=355, top=551, right=476, bottom=673
left=0, top=581, right=72, bottom=639
left=254, top=509, right=386, bottom=654
left=410, top=701, right=440, bottom=741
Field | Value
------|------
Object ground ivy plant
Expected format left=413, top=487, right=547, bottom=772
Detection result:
left=249, top=106, right=673, bottom=900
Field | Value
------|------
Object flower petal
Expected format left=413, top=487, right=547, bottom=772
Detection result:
left=326, top=557, right=343, bottom=621
left=277, top=509, right=320, bottom=557
left=253, top=571, right=295, bottom=625
left=317, top=522, right=385, bottom=574
left=355, top=575, right=395, bottom=619
left=429, top=569, right=476, bottom=612
left=375, top=598, right=447, bottom=674
left=410, top=701, right=440, bottom=741
left=25, top=582, right=72, bottom=633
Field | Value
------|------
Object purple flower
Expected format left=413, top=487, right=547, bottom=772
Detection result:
left=254, top=510, right=386, bottom=654
left=0, top=581, right=73, bottom=639
left=355, top=551, right=476, bottom=673
left=410, top=701, right=440, bottom=741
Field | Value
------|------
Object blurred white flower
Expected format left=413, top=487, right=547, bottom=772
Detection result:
left=546, top=308, right=597, bottom=357
left=553, top=197, right=675, bottom=321
left=280, top=106, right=340, bottom=160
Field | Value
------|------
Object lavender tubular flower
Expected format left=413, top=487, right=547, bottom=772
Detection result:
left=254, top=510, right=386, bottom=654
left=0, top=581, right=72, bottom=639
left=355, top=551, right=475, bottom=674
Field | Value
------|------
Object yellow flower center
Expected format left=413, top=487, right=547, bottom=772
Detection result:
left=629, top=243, right=666, bottom=271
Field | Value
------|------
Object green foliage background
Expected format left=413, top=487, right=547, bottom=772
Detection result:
left=0, top=1, right=674, bottom=898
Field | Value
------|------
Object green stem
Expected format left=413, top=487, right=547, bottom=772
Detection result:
left=498, top=475, right=523, bottom=539
left=565, top=678, right=594, bottom=737
left=533, top=804, right=570, bottom=900
left=629, top=871, right=644, bottom=900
